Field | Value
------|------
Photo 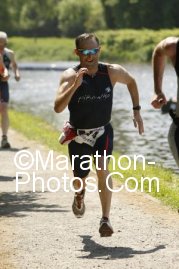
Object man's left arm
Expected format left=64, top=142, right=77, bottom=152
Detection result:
left=10, top=51, right=20, bottom=81
left=127, top=76, right=144, bottom=135
left=108, top=64, right=144, bottom=135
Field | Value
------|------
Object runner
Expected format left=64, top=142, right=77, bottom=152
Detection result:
left=0, top=31, right=20, bottom=148
left=152, top=36, right=179, bottom=167
left=54, top=33, right=144, bottom=236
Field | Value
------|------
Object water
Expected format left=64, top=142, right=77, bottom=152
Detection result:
left=9, top=62, right=179, bottom=172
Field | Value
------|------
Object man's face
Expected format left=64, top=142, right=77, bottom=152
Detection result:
left=0, top=38, right=6, bottom=51
left=75, top=38, right=100, bottom=68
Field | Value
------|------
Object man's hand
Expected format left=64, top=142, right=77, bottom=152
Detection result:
left=133, top=111, right=144, bottom=135
left=151, top=92, right=167, bottom=109
left=73, top=68, right=88, bottom=89
left=15, top=74, right=20, bottom=81
left=0, top=67, right=9, bottom=81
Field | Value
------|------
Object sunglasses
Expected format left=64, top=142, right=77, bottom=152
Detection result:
left=77, top=48, right=100, bottom=56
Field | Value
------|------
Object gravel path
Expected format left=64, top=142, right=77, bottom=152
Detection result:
left=0, top=129, right=179, bottom=269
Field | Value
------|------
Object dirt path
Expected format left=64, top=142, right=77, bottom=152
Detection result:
left=0, top=129, right=179, bottom=269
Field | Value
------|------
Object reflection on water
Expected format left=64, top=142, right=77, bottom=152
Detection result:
left=9, top=63, right=179, bottom=172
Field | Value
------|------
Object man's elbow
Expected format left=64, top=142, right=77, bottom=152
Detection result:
left=54, top=103, right=63, bottom=113
left=54, top=105, right=61, bottom=113
left=128, top=77, right=136, bottom=87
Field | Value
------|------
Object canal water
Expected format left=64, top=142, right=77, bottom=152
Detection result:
left=9, top=62, right=179, bottom=172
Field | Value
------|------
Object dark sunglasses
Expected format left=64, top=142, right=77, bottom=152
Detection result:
left=77, top=48, right=100, bottom=56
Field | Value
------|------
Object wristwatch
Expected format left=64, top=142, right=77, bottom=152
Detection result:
left=133, top=105, right=141, bottom=110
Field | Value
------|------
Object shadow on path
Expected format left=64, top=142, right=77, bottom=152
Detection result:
left=0, top=175, right=16, bottom=182
left=78, top=235, right=165, bottom=260
left=0, top=147, right=29, bottom=152
left=0, top=192, right=69, bottom=217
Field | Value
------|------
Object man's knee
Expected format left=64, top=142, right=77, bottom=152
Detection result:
left=95, top=156, right=109, bottom=173
left=0, top=103, right=8, bottom=114
left=72, top=176, right=87, bottom=190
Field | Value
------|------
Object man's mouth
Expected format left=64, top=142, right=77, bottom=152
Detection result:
left=86, top=59, right=94, bottom=62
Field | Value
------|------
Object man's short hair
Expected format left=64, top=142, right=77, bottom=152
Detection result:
left=0, top=31, right=8, bottom=41
left=75, top=33, right=100, bottom=49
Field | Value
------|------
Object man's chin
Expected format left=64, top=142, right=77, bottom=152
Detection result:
left=85, top=61, right=97, bottom=67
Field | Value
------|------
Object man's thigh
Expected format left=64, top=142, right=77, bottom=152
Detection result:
left=68, top=140, right=93, bottom=178
left=0, top=81, right=9, bottom=103
left=93, top=123, right=113, bottom=157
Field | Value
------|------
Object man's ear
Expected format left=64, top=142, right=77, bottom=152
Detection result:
left=74, top=49, right=79, bottom=56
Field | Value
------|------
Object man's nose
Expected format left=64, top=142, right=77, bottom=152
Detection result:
left=86, top=54, right=93, bottom=58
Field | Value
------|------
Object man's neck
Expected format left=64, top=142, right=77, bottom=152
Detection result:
left=86, top=65, right=99, bottom=76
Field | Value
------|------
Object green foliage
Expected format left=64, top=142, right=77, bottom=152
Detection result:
left=57, top=0, right=106, bottom=37
left=19, top=0, right=59, bottom=36
left=0, top=0, right=12, bottom=32
left=9, top=37, right=76, bottom=61
left=8, top=29, right=179, bottom=63
left=1, top=0, right=179, bottom=36
left=97, top=29, right=179, bottom=62
left=101, top=0, right=179, bottom=29
left=84, top=0, right=106, bottom=32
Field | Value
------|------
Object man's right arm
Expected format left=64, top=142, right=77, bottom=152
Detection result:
left=0, top=54, right=9, bottom=81
left=54, top=67, right=88, bottom=113
left=152, top=37, right=177, bottom=108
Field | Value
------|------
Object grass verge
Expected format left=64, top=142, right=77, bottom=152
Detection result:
left=9, top=29, right=179, bottom=63
left=9, top=108, right=67, bottom=155
left=9, top=108, right=179, bottom=210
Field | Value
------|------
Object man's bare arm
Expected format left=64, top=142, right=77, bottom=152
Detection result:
left=9, top=50, right=20, bottom=81
left=108, top=64, right=144, bottom=134
left=151, top=37, right=177, bottom=108
left=54, top=67, right=88, bottom=113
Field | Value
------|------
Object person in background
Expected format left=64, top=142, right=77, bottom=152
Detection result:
left=54, top=33, right=144, bottom=237
left=0, top=31, right=20, bottom=148
left=152, top=36, right=179, bottom=167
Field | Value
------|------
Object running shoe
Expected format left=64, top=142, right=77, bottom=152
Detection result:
left=99, top=217, right=114, bottom=237
left=1, top=135, right=11, bottom=149
left=72, top=189, right=85, bottom=218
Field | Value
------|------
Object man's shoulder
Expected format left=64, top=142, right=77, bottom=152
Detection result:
left=4, top=47, right=14, bottom=54
left=156, top=37, right=179, bottom=58
left=4, top=48, right=14, bottom=59
left=63, top=67, right=76, bottom=76
left=104, top=63, right=125, bottom=74
left=164, top=36, right=179, bottom=44
left=61, top=67, right=76, bottom=82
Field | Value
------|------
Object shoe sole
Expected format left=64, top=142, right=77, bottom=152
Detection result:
left=72, top=203, right=85, bottom=218
left=99, top=223, right=113, bottom=237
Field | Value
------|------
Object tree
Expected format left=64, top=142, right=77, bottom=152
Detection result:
left=19, top=0, right=59, bottom=36
left=58, top=0, right=106, bottom=37
left=0, top=0, right=13, bottom=33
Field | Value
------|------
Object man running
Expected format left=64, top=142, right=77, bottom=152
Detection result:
left=152, top=36, right=179, bottom=167
left=54, top=33, right=144, bottom=237
left=0, top=31, right=20, bottom=148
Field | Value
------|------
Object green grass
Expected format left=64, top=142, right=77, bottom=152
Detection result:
left=110, top=153, right=179, bottom=209
left=9, top=108, right=67, bottom=155
left=8, top=28, right=179, bottom=63
left=9, top=37, right=75, bottom=62
left=9, top=108, right=179, bottom=210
